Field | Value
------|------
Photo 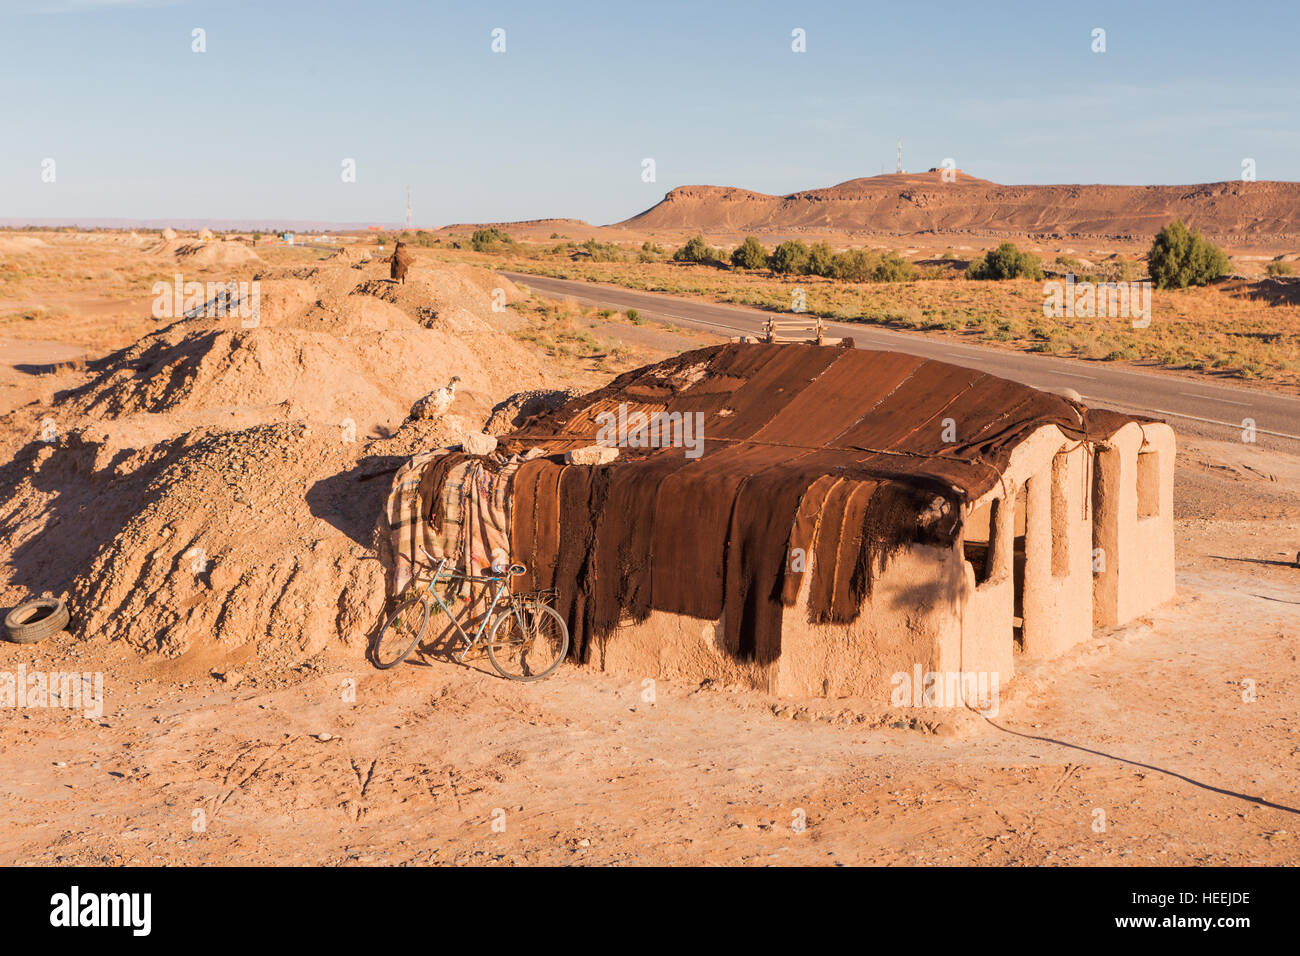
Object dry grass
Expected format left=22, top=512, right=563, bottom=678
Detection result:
left=508, top=297, right=648, bottom=371
left=0, top=234, right=329, bottom=353
left=429, top=243, right=1300, bottom=390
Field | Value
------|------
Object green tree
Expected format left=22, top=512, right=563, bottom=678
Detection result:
left=1147, top=219, right=1229, bottom=289
left=830, top=248, right=880, bottom=282
left=730, top=236, right=768, bottom=270
left=672, top=234, right=717, bottom=264
left=966, top=242, right=1043, bottom=280
left=806, top=241, right=836, bottom=277
left=768, top=239, right=811, bottom=275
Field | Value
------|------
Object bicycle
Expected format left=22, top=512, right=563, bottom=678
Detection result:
left=371, top=547, right=570, bottom=682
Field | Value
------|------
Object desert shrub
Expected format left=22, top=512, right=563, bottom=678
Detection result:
left=806, top=242, right=836, bottom=277
left=1147, top=219, right=1229, bottom=289
left=830, top=249, right=879, bottom=282
left=625, top=308, right=641, bottom=324
left=672, top=234, right=721, bottom=264
left=768, top=239, right=811, bottom=275
left=872, top=250, right=917, bottom=282
left=730, top=236, right=769, bottom=270
left=471, top=227, right=512, bottom=252
left=1266, top=260, right=1293, bottom=276
left=580, top=239, right=624, bottom=262
left=641, top=241, right=665, bottom=254
left=966, top=242, right=1043, bottom=280
left=1110, top=259, right=1140, bottom=281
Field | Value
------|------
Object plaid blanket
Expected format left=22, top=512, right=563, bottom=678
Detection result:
left=383, top=449, right=522, bottom=597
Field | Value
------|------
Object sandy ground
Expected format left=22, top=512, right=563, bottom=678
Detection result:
left=1, top=386, right=1296, bottom=866
left=1, top=234, right=1296, bottom=867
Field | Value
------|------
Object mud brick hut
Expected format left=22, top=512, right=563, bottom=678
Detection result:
left=387, top=342, right=1174, bottom=699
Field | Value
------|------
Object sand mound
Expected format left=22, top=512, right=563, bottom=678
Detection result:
left=59, top=318, right=521, bottom=435
left=66, top=421, right=387, bottom=661
left=324, top=245, right=374, bottom=266
left=347, top=267, right=520, bottom=332
left=0, top=235, right=48, bottom=253
left=59, top=258, right=542, bottom=432
left=173, top=240, right=262, bottom=266
left=0, top=253, right=582, bottom=673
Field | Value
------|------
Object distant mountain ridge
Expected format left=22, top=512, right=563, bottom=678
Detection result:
left=615, top=171, right=1300, bottom=241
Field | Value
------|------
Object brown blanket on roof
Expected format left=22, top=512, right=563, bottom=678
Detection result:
left=498, top=342, right=1150, bottom=665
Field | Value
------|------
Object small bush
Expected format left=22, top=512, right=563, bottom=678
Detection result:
left=1147, top=219, right=1229, bottom=289
left=966, top=242, right=1043, bottom=280
left=579, top=239, right=624, bottom=262
left=625, top=308, right=641, bottom=324
left=872, top=250, right=917, bottom=282
left=1266, top=260, right=1293, bottom=276
left=672, top=234, right=721, bottom=265
left=768, top=239, right=811, bottom=275
left=830, top=249, right=879, bottom=282
left=730, top=236, right=769, bottom=270
left=471, top=227, right=512, bottom=252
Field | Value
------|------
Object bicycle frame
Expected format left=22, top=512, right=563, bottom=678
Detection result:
left=416, top=556, right=527, bottom=663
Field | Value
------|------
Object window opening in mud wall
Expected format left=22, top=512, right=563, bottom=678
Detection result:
left=1137, top=450, right=1159, bottom=519
left=964, top=497, right=997, bottom=585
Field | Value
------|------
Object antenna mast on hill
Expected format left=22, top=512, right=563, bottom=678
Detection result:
left=896, top=138, right=903, bottom=174
left=405, top=185, right=412, bottom=230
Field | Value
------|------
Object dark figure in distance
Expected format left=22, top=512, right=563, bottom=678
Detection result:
left=391, top=240, right=413, bottom=284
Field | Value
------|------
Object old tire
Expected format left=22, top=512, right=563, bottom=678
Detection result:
left=4, top=597, right=69, bottom=645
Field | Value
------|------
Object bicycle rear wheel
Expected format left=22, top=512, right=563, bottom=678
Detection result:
left=486, top=603, right=569, bottom=682
left=371, top=592, right=430, bottom=669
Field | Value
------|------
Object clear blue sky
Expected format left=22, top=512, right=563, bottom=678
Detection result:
left=1, top=0, right=1296, bottom=226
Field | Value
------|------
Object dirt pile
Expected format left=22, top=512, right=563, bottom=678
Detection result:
left=58, top=258, right=537, bottom=434
left=0, top=254, right=576, bottom=672
left=173, top=240, right=262, bottom=266
left=619, top=171, right=1300, bottom=241
left=67, top=421, right=387, bottom=662
left=0, top=235, right=49, bottom=253
left=484, top=387, right=582, bottom=435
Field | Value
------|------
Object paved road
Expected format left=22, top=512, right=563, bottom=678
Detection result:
left=506, top=272, right=1300, bottom=450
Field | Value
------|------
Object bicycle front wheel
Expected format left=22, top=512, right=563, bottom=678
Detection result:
left=371, top=592, right=430, bottom=669
left=487, top=603, right=569, bottom=682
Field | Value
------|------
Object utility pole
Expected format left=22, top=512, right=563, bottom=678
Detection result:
left=405, top=185, right=412, bottom=230
left=896, top=138, right=903, bottom=174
